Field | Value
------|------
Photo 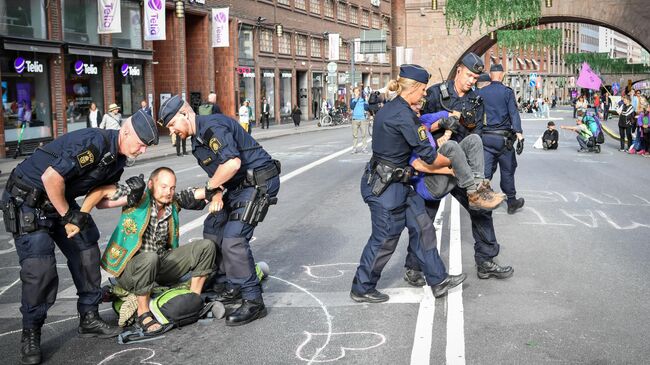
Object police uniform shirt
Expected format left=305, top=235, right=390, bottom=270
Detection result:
left=14, top=129, right=126, bottom=201
left=192, top=114, right=272, bottom=189
left=372, top=96, right=436, bottom=167
left=477, top=81, right=522, bottom=133
left=424, top=80, right=485, bottom=140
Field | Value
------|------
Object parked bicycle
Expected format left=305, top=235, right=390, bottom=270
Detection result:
left=318, top=107, right=350, bottom=127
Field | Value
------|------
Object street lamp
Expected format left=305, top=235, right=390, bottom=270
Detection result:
left=545, top=0, right=552, bottom=7
left=275, top=24, right=283, bottom=37
left=431, top=0, right=438, bottom=10
left=175, top=0, right=184, bottom=18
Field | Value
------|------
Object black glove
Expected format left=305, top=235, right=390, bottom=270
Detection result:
left=125, top=174, right=146, bottom=207
left=516, top=138, right=525, bottom=155
left=176, top=189, right=207, bottom=210
left=62, top=209, right=90, bottom=230
left=438, top=116, right=460, bottom=132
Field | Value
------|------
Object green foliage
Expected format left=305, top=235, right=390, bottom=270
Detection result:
left=565, top=53, right=650, bottom=74
left=496, top=29, right=562, bottom=50
left=445, top=0, right=541, bottom=34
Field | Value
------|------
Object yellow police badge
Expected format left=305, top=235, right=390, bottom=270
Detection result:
left=76, top=150, right=95, bottom=168
left=209, top=137, right=221, bottom=153
left=418, top=125, right=428, bottom=141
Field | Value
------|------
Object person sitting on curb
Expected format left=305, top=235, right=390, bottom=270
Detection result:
left=560, top=117, right=593, bottom=152
left=67, top=167, right=217, bottom=338
left=542, top=121, right=559, bottom=150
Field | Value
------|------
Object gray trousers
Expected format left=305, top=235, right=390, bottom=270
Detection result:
left=116, top=239, right=216, bottom=296
left=352, top=119, right=369, bottom=150
left=433, top=134, right=485, bottom=190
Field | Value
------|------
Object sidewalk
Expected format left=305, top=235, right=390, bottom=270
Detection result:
left=0, top=118, right=345, bottom=182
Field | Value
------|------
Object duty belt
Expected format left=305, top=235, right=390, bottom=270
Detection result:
left=482, top=130, right=513, bottom=138
left=369, top=156, right=414, bottom=183
left=241, top=159, right=281, bottom=188
left=6, top=171, right=44, bottom=208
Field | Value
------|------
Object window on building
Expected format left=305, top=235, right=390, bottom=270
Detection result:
left=311, top=38, right=322, bottom=58
left=337, top=2, right=347, bottom=22
left=372, top=13, right=380, bottom=29
left=62, top=0, right=98, bottom=44
left=260, top=29, right=273, bottom=53
left=296, top=34, right=307, bottom=56
left=310, top=0, right=321, bottom=14
left=278, top=0, right=290, bottom=5
left=279, top=33, right=291, bottom=55
left=239, top=25, right=254, bottom=59
left=111, top=0, right=142, bottom=49
left=324, top=0, right=334, bottom=18
left=341, top=42, right=347, bottom=60
left=349, top=6, right=358, bottom=24
left=383, top=16, right=390, bottom=33
left=295, top=0, right=306, bottom=10
left=324, top=38, right=329, bottom=58
left=361, top=10, right=369, bottom=27
left=0, top=0, right=47, bottom=39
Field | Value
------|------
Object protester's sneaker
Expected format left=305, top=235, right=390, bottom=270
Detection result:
left=637, top=149, right=646, bottom=155
left=468, top=187, right=504, bottom=211
left=480, top=180, right=506, bottom=199
left=118, top=293, right=138, bottom=327
left=21, top=328, right=41, bottom=365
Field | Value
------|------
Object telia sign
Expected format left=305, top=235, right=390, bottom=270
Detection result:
left=14, top=57, right=44, bottom=74
left=98, top=0, right=122, bottom=34
left=120, top=63, right=141, bottom=77
left=144, top=0, right=166, bottom=41
left=74, top=60, right=98, bottom=75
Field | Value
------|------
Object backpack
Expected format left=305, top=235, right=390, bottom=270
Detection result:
left=198, top=104, right=213, bottom=115
left=149, top=288, right=208, bottom=327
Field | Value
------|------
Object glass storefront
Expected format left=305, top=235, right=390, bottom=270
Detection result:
left=279, top=70, right=292, bottom=119
left=65, top=56, right=104, bottom=131
left=238, top=71, right=255, bottom=119
left=260, top=69, right=275, bottom=123
left=62, top=0, right=99, bottom=44
left=1, top=54, right=52, bottom=142
left=0, top=0, right=47, bottom=39
left=111, top=0, right=142, bottom=49
left=114, top=61, right=144, bottom=117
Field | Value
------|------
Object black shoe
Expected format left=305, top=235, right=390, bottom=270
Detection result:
left=349, top=288, right=389, bottom=303
left=21, top=328, right=41, bottom=365
left=507, top=197, right=525, bottom=214
left=176, top=153, right=182, bottom=157
left=225, top=299, right=267, bottom=326
left=183, top=152, right=188, bottom=155
left=403, top=269, right=426, bottom=287
left=431, top=274, right=466, bottom=298
left=78, top=311, right=121, bottom=338
left=477, top=260, right=514, bottom=279
left=208, top=287, right=242, bottom=305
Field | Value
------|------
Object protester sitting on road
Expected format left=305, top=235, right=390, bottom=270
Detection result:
left=542, top=121, right=559, bottom=150
left=68, top=167, right=216, bottom=338
left=560, top=115, right=593, bottom=152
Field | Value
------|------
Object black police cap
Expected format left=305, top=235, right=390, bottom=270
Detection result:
left=158, top=94, right=184, bottom=128
left=399, top=64, right=430, bottom=84
left=461, top=52, right=484, bottom=74
left=132, top=109, right=158, bottom=146
left=490, top=63, right=504, bottom=72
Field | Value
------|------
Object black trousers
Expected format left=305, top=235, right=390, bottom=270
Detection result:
left=176, top=136, right=187, bottom=155
left=619, top=126, right=633, bottom=150
left=261, top=114, right=269, bottom=129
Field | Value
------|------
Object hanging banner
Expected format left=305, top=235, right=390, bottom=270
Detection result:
left=576, top=62, right=602, bottom=91
left=328, top=33, right=340, bottom=61
left=144, top=0, right=165, bottom=40
left=97, top=0, right=121, bottom=34
left=212, top=8, right=230, bottom=48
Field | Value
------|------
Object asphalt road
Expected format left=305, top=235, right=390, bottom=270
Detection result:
left=0, top=109, right=649, bottom=364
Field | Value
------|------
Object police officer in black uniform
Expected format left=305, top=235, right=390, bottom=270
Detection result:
left=158, top=95, right=280, bottom=326
left=414, top=53, right=513, bottom=282
left=1, top=111, right=158, bottom=364
left=350, top=65, right=466, bottom=303
left=477, top=63, right=525, bottom=214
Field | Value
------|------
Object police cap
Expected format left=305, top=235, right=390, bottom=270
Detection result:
left=158, top=94, right=184, bottom=127
left=132, top=109, right=159, bottom=146
left=477, top=73, right=491, bottom=83
left=460, top=52, right=484, bottom=74
left=399, top=64, right=430, bottom=84
left=490, top=63, right=504, bottom=72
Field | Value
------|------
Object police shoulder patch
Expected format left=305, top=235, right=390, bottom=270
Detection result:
left=418, top=125, right=428, bottom=141
left=76, top=150, right=95, bottom=168
left=202, top=156, right=213, bottom=165
left=209, top=137, right=221, bottom=153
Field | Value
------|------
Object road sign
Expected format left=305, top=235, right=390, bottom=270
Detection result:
left=327, top=62, right=337, bottom=73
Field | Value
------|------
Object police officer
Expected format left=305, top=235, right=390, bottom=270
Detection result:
left=1, top=110, right=158, bottom=364
left=158, top=95, right=280, bottom=326
left=350, top=64, right=466, bottom=303
left=408, top=53, right=513, bottom=283
left=477, top=63, right=525, bottom=214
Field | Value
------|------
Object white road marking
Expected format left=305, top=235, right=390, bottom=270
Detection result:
left=446, top=198, right=465, bottom=364
left=97, top=348, right=161, bottom=365
left=0, top=278, right=20, bottom=297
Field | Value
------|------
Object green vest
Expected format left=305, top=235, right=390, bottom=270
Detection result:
left=101, top=190, right=179, bottom=277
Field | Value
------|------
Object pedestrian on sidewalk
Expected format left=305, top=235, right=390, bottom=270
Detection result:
left=350, top=87, right=369, bottom=154
left=261, top=97, right=271, bottom=129
left=291, top=105, right=301, bottom=127
left=101, top=104, right=122, bottom=130
left=238, top=100, right=251, bottom=133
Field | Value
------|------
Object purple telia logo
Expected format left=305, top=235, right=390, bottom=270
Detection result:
left=14, top=57, right=26, bottom=74
left=74, top=60, right=85, bottom=75
left=148, top=0, right=162, bottom=11
left=121, top=63, right=129, bottom=76
left=215, top=12, right=227, bottom=23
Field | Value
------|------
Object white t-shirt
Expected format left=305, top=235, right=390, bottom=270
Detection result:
left=239, top=106, right=250, bottom=124
left=89, top=110, right=99, bottom=128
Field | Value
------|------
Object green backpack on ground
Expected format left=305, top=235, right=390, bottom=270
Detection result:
left=150, top=288, right=207, bottom=327
left=198, top=104, right=213, bottom=115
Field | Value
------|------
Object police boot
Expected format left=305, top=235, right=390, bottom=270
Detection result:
left=507, top=197, right=525, bottom=214
left=21, top=328, right=41, bottom=365
left=403, top=269, right=426, bottom=287
left=349, top=288, right=390, bottom=303
left=210, top=285, right=243, bottom=305
left=78, top=311, right=121, bottom=338
left=225, top=299, right=267, bottom=326
left=477, top=260, right=514, bottom=279
left=431, top=274, right=466, bottom=298
left=468, top=187, right=504, bottom=211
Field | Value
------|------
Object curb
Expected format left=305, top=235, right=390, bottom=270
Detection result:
left=601, top=123, right=620, bottom=140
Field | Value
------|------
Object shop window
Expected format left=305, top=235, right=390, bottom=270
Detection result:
left=295, top=0, right=306, bottom=10
left=260, top=69, right=275, bottom=122
left=279, top=71, right=292, bottom=119
left=239, top=26, right=254, bottom=60
left=296, top=35, right=307, bottom=57
left=337, top=2, right=347, bottom=22
left=0, top=0, right=47, bottom=39
left=260, top=29, right=273, bottom=53
left=372, top=13, right=380, bottom=29
left=340, top=42, right=347, bottom=60
left=62, top=0, right=99, bottom=44
left=361, top=10, right=369, bottom=27
left=277, top=0, right=289, bottom=5
left=279, top=34, right=291, bottom=55
left=324, top=0, right=334, bottom=18
left=65, top=57, right=104, bottom=131
left=114, top=62, right=145, bottom=117
left=238, top=73, right=255, bottom=120
left=310, top=0, right=321, bottom=14
left=111, top=0, right=142, bottom=49
left=1, top=54, right=52, bottom=142
left=349, top=6, right=358, bottom=24
left=311, top=38, right=322, bottom=58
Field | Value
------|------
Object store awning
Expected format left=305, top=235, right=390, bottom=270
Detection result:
left=531, top=59, right=539, bottom=68
left=116, top=48, right=153, bottom=61
left=2, top=37, right=62, bottom=54
left=516, top=58, right=524, bottom=66
left=66, top=44, right=114, bottom=58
